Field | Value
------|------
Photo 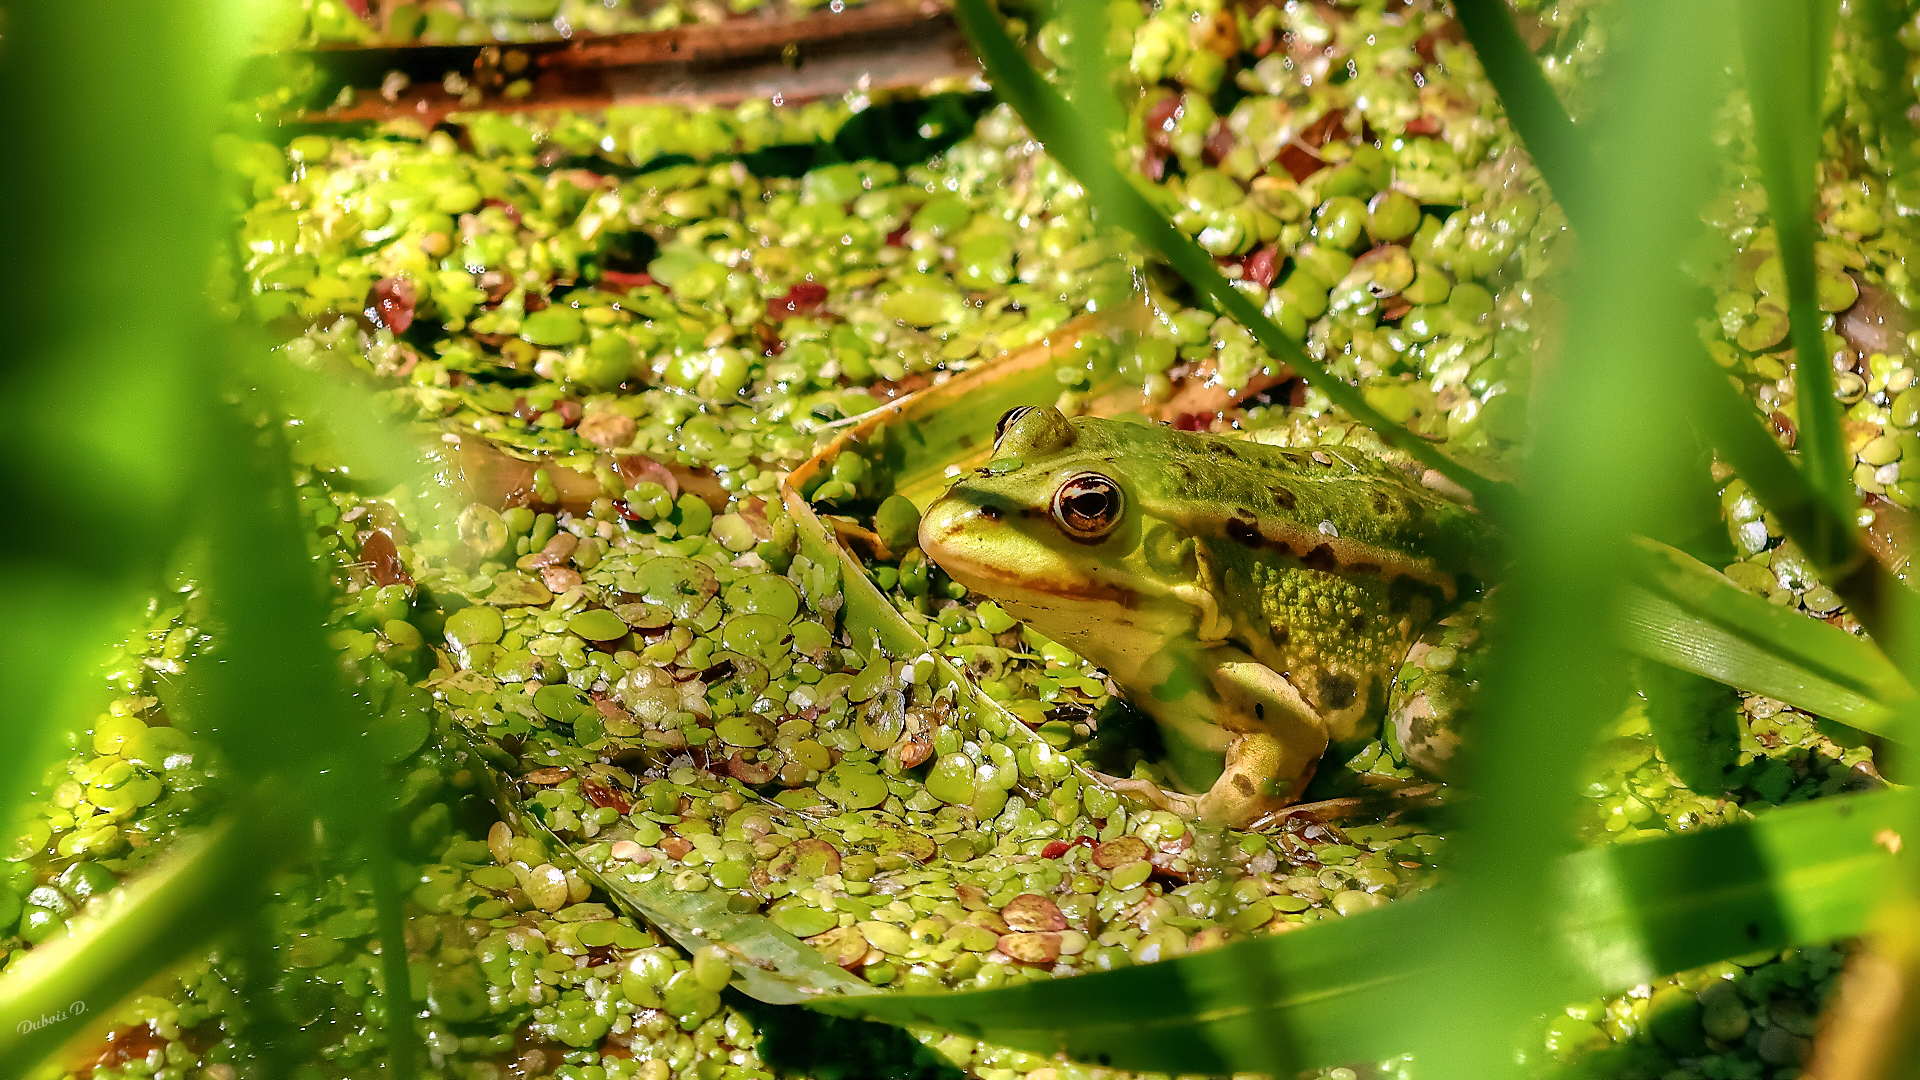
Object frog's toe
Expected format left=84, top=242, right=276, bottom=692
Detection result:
left=1091, top=772, right=1201, bottom=818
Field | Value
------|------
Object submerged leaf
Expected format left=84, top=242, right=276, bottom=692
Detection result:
left=459, top=731, right=879, bottom=1004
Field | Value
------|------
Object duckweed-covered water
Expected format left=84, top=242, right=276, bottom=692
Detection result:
left=8, top=1, right=1919, bottom=1078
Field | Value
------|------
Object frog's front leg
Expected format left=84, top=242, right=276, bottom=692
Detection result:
left=1195, top=656, right=1329, bottom=826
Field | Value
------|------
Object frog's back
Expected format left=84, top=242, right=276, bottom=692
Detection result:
left=1070, top=417, right=1486, bottom=592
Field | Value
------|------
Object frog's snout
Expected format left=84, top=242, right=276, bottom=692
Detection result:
left=917, top=494, right=971, bottom=561
left=917, top=493, right=1005, bottom=587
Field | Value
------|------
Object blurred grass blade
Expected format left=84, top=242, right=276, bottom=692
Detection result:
left=1736, top=0, right=1850, bottom=534
left=1804, top=896, right=1920, bottom=1079
left=1424, top=1, right=1738, bottom=1076
left=0, top=583, right=126, bottom=848
left=950, top=0, right=1509, bottom=510
left=1619, top=539, right=1915, bottom=737
left=1063, top=0, right=1123, bottom=144
left=811, top=787, right=1911, bottom=1072
left=0, top=819, right=254, bottom=1078
left=1633, top=660, right=1744, bottom=794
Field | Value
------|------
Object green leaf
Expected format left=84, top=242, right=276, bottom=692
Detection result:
left=1619, top=538, right=1915, bottom=739
left=811, top=787, right=1911, bottom=1073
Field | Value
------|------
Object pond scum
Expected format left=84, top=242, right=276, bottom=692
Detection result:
left=6, top=0, right=1920, bottom=1078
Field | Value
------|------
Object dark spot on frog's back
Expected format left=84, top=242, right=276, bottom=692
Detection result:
left=1318, top=672, right=1357, bottom=711
left=1299, top=545, right=1341, bottom=572
left=1372, top=492, right=1394, bottom=515
left=1269, top=485, right=1296, bottom=510
left=1227, top=518, right=1261, bottom=545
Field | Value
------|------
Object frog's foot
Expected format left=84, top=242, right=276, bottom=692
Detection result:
left=1088, top=771, right=1202, bottom=818
left=1247, top=782, right=1443, bottom=829
left=1192, top=733, right=1314, bottom=828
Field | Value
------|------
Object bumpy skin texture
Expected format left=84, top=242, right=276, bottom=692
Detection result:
left=918, top=406, right=1487, bottom=826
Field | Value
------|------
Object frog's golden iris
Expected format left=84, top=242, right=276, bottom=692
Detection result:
left=920, top=406, right=1489, bottom=826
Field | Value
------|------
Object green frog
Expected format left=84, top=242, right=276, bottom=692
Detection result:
left=917, top=405, right=1492, bottom=827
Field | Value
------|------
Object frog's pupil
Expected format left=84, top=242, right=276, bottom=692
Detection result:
left=1066, top=492, right=1108, bottom=519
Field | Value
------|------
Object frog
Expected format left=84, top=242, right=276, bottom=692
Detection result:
left=916, top=405, right=1493, bottom=827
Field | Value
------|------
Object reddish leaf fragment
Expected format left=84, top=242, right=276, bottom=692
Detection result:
left=768, top=281, right=830, bottom=321
left=1769, top=410, right=1798, bottom=448
left=360, top=529, right=412, bottom=587
left=613, top=455, right=679, bottom=499
left=1202, top=123, right=1237, bottom=166
left=1041, top=836, right=1094, bottom=859
left=1144, top=94, right=1183, bottom=153
left=1277, top=142, right=1325, bottom=182
left=726, top=752, right=779, bottom=785
left=368, top=277, right=417, bottom=334
left=1244, top=246, right=1280, bottom=287
left=600, top=269, right=653, bottom=291
left=483, top=197, right=523, bottom=224
left=885, top=224, right=910, bottom=247
left=580, top=777, right=632, bottom=814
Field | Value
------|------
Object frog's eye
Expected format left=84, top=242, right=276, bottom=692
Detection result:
left=1053, top=473, right=1123, bottom=540
left=994, top=407, right=1033, bottom=453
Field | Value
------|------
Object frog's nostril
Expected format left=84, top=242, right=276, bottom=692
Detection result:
left=979, top=504, right=1002, bottom=522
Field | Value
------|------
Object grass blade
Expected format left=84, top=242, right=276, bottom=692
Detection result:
left=1736, top=0, right=1852, bottom=539
left=811, top=787, right=1912, bottom=1072
left=949, top=0, right=1510, bottom=510
left=1448, top=0, right=1891, bottom=648
left=1421, top=2, right=1740, bottom=1076
left=1619, top=539, right=1915, bottom=737
left=1451, top=0, right=1585, bottom=217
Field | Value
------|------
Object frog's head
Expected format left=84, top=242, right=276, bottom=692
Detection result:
left=918, top=407, right=1193, bottom=665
